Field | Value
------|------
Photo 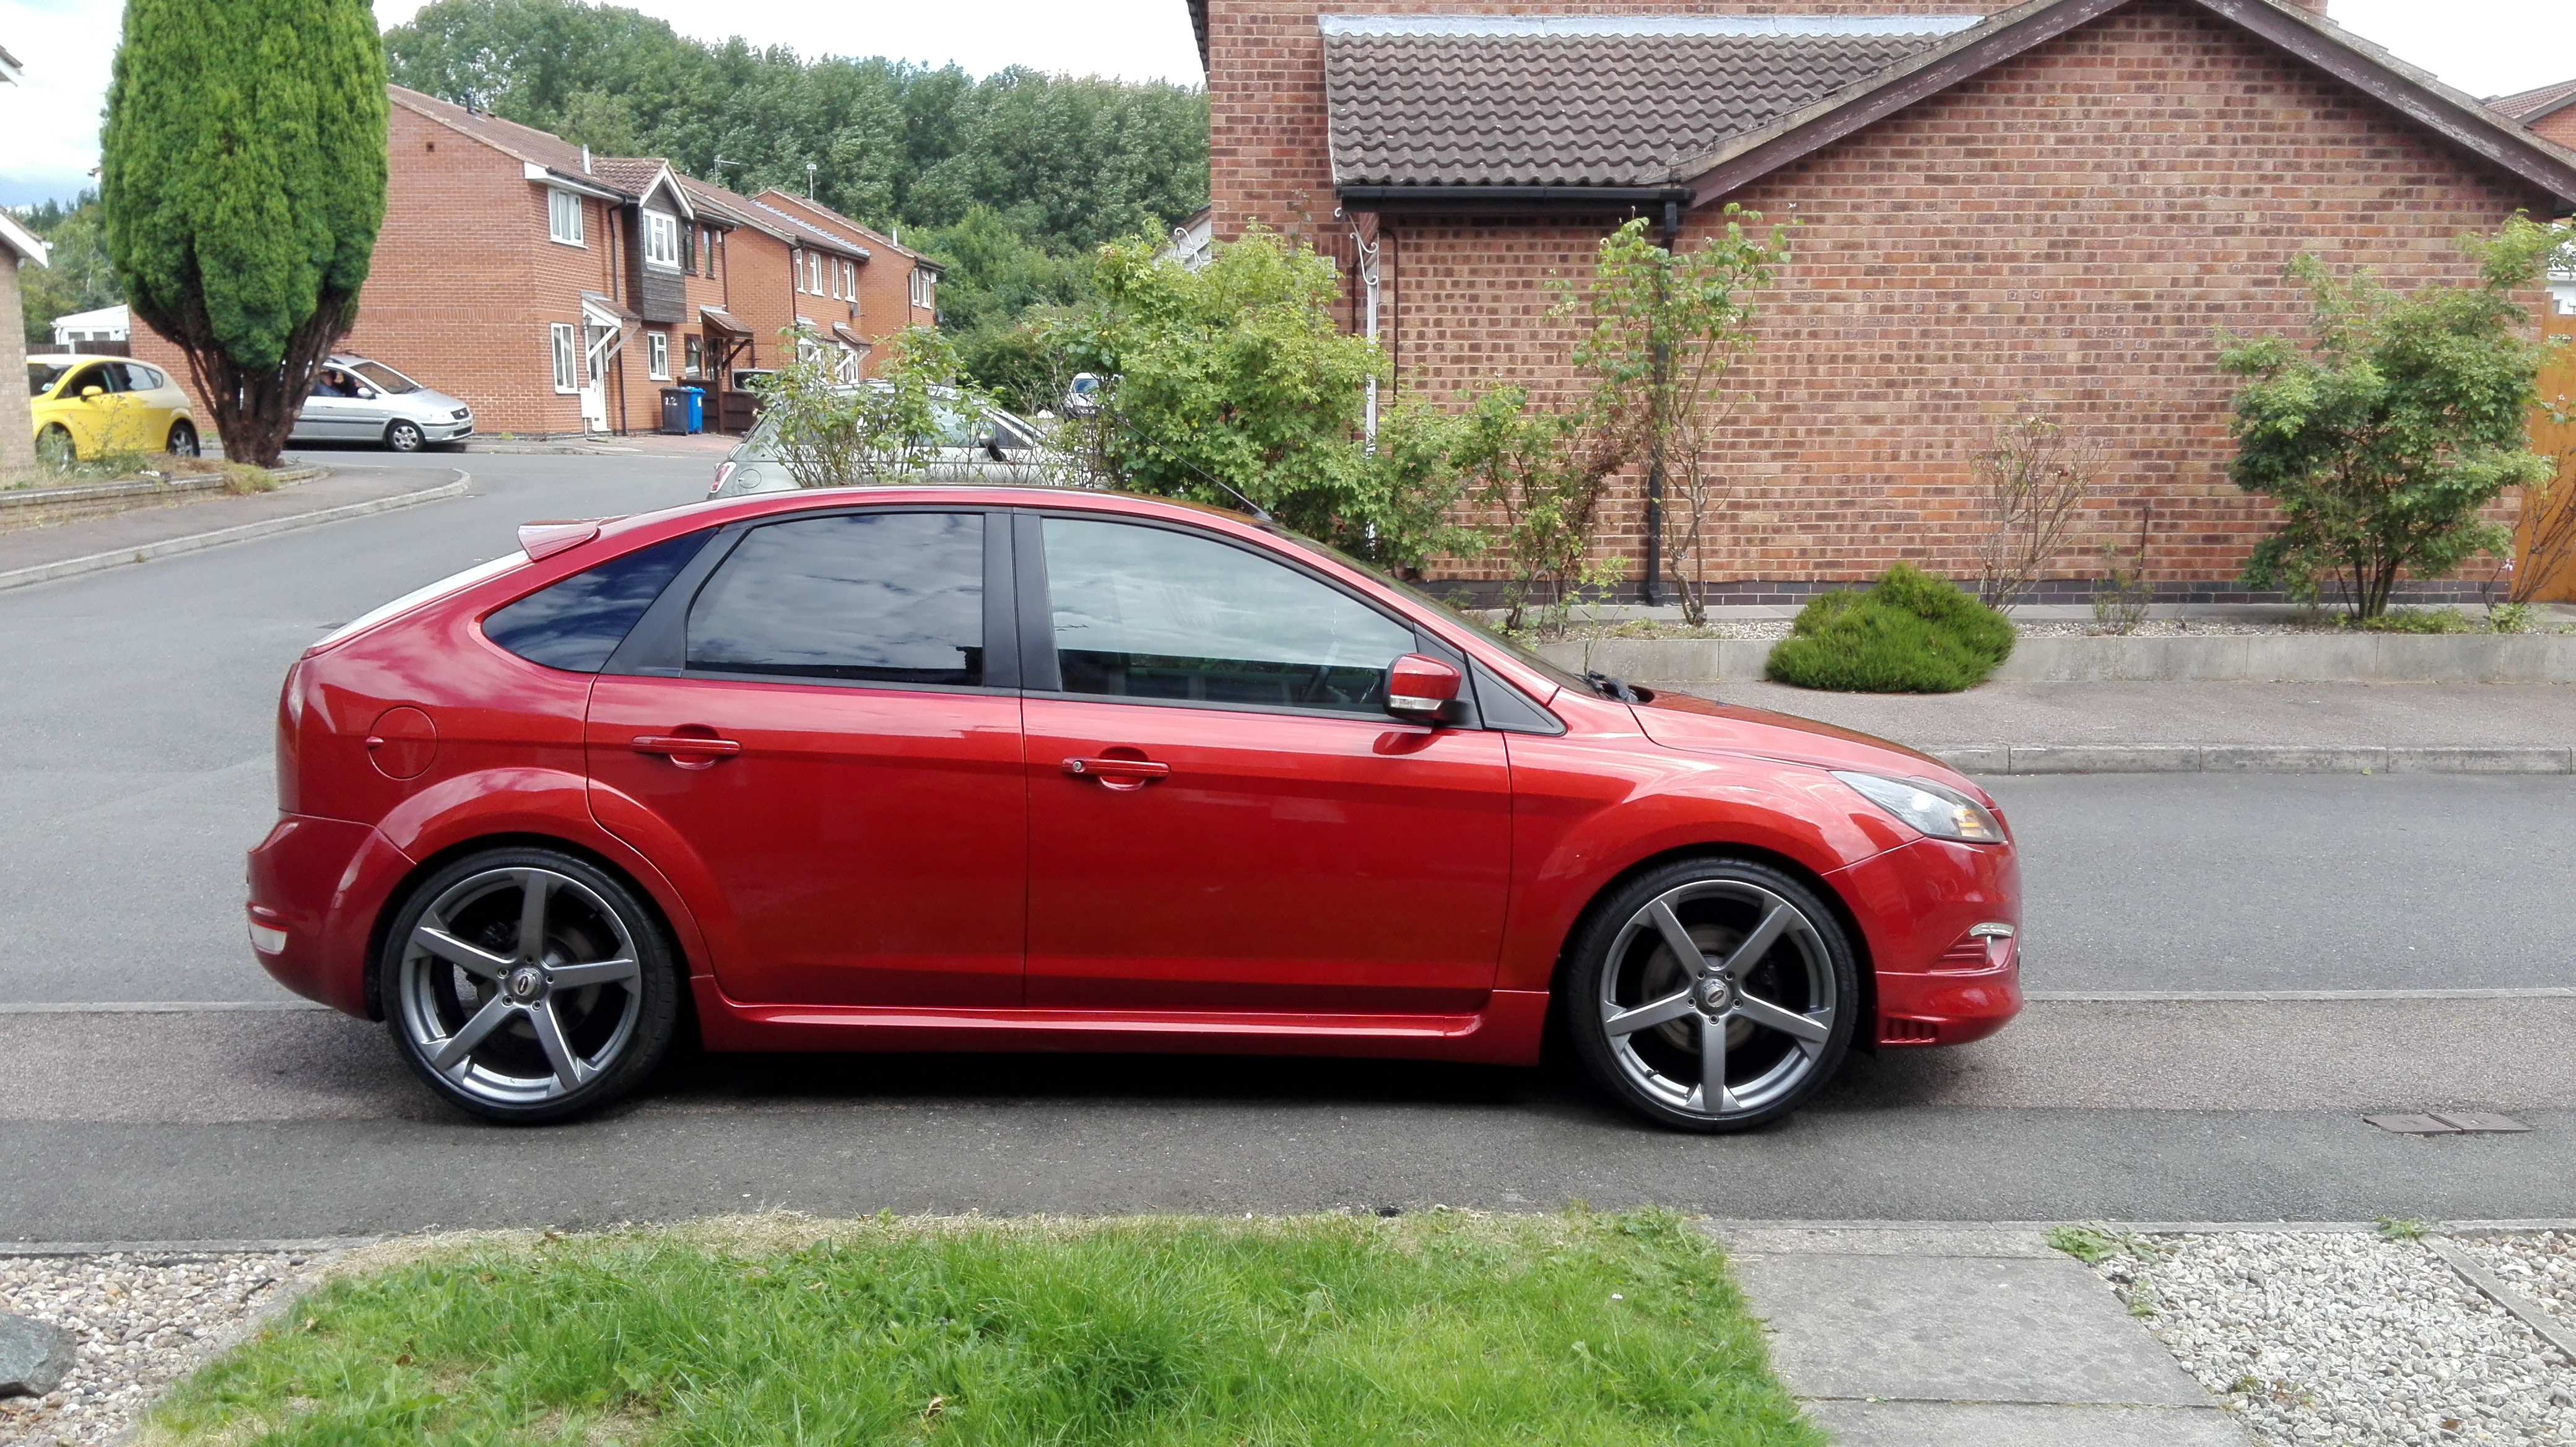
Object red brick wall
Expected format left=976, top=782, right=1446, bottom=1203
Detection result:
left=2528, top=105, right=2576, bottom=150
left=1227, top=0, right=2554, bottom=592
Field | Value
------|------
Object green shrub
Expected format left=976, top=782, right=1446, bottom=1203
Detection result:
left=1765, top=564, right=2014, bottom=693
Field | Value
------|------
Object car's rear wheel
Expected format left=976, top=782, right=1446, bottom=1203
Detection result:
left=385, top=419, right=425, bottom=452
left=380, top=847, right=680, bottom=1124
left=35, top=425, right=76, bottom=470
left=1565, top=858, right=1856, bottom=1132
left=165, top=420, right=199, bottom=457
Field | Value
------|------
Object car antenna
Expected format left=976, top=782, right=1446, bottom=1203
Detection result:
left=1094, top=390, right=1273, bottom=523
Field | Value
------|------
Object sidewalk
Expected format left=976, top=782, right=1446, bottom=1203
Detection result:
left=1664, top=680, right=2576, bottom=773
left=0, top=466, right=468, bottom=591
left=1714, top=1224, right=2253, bottom=1446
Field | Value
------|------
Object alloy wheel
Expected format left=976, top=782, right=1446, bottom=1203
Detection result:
left=35, top=426, right=75, bottom=470
left=394, top=865, right=647, bottom=1109
left=166, top=421, right=199, bottom=458
left=387, top=420, right=425, bottom=452
left=1591, top=877, right=1842, bottom=1125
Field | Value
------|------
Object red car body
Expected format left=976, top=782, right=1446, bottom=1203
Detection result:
left=248, top=487, right=2018, bottom=1115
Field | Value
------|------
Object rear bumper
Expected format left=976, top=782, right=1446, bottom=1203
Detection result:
left=245, top=813, right=416, bottom=1018
left=1830, top=836, right=2023, bottom=1049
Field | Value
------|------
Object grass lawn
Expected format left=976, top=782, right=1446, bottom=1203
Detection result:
left=141, top=1209, right=1821, bottom=1446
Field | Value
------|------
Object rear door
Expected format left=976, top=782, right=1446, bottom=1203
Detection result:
left=1018, top=512, right=1513, bottom=1015
left=585, top=507, right=1026, bottom=1007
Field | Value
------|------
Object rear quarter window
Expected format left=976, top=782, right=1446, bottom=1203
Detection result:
left=483, top=533, right=711, bottom=672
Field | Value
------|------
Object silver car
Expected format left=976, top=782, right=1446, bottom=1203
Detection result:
left=707, top=388, right=1054, bottom=497
left=291, top=355, right=473, bottom=452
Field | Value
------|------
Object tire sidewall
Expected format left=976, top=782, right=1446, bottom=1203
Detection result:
left=1563, top=856, right=1859, bottom=1133
left=167, top=421, right=198, bottom=457
left=378, top=846, right=681, bottom=1124
left=387, top=421, right=424, bottom=452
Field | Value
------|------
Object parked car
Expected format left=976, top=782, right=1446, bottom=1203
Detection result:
left=27, top=354, right=199, bottom=462
left=291, top=355, right=472, bottom=452
left=247, top=486, right=2021, bottom=1130
left=708, top=386, right=1052, bottom=496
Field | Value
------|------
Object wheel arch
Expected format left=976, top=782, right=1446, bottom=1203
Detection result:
left=1543, top=841, right=1879, bottom=1057
left=364, top=831, right=695, bottom=1032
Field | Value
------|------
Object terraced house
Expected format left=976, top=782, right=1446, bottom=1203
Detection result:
left=131, top=86, right=941, bottom=439
left=1198, top=0, right=2576, bottom=600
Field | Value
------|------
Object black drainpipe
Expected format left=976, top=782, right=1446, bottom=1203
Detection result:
left=1641, top=196, right=1680, bottom=606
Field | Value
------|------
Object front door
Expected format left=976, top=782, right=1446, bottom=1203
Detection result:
left=585, top=508, right=1025, bottom=1007
left=1020, top=514, right=1513, bottom=1015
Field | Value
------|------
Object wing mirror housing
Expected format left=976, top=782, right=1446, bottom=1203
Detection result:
left=79, top=385, right=104, bottom=399
left=1386, top=653, right=1462, bottom=721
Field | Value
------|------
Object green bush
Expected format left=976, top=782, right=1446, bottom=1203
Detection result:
left=1765, top=564, right=2014, bottom=693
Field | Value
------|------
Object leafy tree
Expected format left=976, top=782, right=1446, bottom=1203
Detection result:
left=2221, top=217, right=2563, bottom=618
left=13, top=193, right=123, bottom=346
left=912, top=207, right=1097, bottom=412
left=1564, top=210, right=1791, bottom=623
left=102, top=0, right=388, bottom=465
left=1047, top=229, right=1468, bottom=567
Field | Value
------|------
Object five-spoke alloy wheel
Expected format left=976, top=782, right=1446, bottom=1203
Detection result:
left=1566, top=858, right=1856, bottom=1132
left=380, top=848, right=679, bottom=1122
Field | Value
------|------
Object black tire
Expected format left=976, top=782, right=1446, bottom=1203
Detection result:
left=378, top=846, right=681, bottom=1124
left=1564, top=857, right=1858, bottom=1132
left=35, top=425, right=76, bottom=470
left=385, top=419, right=425, bottom=452
left=165, top=420, right=199, bottom=458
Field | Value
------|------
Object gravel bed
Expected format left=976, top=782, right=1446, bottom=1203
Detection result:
left=1551, top=617, right=2556, bottom=643
left=0, top=1251, right=318, bottom=1446
left=2463, top=1233, right=2576, bottom=1337
left=2094, top=1232, right=2576, bottom=1446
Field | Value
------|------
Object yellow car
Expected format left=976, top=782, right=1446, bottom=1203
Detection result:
left=28, top=354, right=200, bottom=464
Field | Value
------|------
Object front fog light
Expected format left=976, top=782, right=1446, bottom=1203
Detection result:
left=1834, top=771, right=2006, bottom=843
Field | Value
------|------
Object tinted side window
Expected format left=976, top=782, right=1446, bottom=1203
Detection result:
left=1042, top=517, right=1414, bottom=714
left=685, top=512, right=985, bottom=685
left=483, top=533, right=711, bottom=672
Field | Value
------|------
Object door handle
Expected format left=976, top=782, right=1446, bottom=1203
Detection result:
left=632, top=734, right=742, bottom=758
left=1063, top=755, right=1170, bottom=785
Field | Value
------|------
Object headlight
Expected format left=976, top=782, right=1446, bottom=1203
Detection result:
left=1833, top=771, right=2006, bottom=844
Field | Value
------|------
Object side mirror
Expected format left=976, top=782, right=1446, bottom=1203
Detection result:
left=1385, top=653, right=1462, bottom=721
left=79, top=385, right=104, bottom=399
left=355, top=387, right=378, bottom=400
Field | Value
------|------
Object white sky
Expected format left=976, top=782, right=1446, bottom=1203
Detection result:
left=2, top=0, right=2571, bottom=208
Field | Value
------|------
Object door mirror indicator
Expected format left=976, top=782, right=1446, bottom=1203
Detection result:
left=1386, top=654, right=1461, bottom=720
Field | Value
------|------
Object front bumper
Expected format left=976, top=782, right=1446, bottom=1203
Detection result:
left=1830, top=834, right=2022, bottom=1049
left=426, top=417, right=474, bottom=441
left=245, top=813, right=417, bottom=1018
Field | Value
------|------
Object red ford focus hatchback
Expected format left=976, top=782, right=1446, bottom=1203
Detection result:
left=248, top=486, right=2019, bottom=1130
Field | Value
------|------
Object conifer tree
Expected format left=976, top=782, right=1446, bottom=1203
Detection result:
left=103, top=0, right=387, bottom=465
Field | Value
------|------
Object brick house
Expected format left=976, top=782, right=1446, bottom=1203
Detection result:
left=2492, top=77, right=2576, bottom=152
left=133, top=86, right=944, bottom=439
left=1201, top=0, right=2576, bottom=600
left=2, top=211, right=49, bottom=475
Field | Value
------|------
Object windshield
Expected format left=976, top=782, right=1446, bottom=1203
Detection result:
left=1277, top=532, right=1593, bottom=697
left=344, top=361, right=421, bottom=394
left=28, top=361, right=72, bottom=398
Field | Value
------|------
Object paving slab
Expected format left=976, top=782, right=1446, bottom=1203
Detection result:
left=1803, top=1400, right=2251, bottom=1446
left=1729, top=1251, right=2214, bottom=1407
left=0, top=466, right=466, bottom=584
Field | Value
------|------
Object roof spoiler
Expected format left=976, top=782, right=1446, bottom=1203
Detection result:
left=519, top=518, right=622, bottom=561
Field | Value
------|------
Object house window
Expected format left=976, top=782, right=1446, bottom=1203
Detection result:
left=548, top=189, right=584, bottom=246
left=700, top=227, right=716, bottom=278
left=643, top=211, right=681, bottom=269
left=646, top=331, right=670, bottom=380
left=910, top=267, right=935, bottom=310
left=678, top=225, right=695, bottom=274
left=550, top=323, right=580, bottom=393
left=684, top=335, right=704, bottom=378
left=791, top=250, right=805, bottom=294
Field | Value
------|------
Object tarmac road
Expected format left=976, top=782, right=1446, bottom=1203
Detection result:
left=2, top=450, right=2567, bottom=1238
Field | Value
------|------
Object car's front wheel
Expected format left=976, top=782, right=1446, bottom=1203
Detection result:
left=385, top=419, right=425, bottom=452
left=379, top=847, right=681, bottom=1124
left=165, top=420, right=199, bottom=458
left=1565, top=858, right=1856, bottom=1132
left=35, top=424, right=76, bottom=470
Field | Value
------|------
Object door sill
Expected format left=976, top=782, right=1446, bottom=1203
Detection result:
left=692, top=986, right=1549, bottom=1065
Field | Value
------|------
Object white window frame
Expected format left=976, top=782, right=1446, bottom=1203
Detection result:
left=646, top=331, right=671, bottom=380
left=910, top=267, right=934, bottom=310
left=550, top=323, right=580, bottom=393
left=791, top=250, right=806, bottom=294
left=683, top=334, right=704, bottom=378
left=643, top=211, right=681, bottom=269
left=547, top=188, right=585, bottom=247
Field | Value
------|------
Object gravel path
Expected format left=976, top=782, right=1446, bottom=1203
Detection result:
left=0, top=1251, right=319, bottom=1446
left=2094, top=1232, right=2576, bottom=1446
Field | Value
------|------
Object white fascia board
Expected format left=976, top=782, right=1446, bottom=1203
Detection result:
left=523, top=162, right=626, bottom=201
left=645, top=168, right=695, bottom=221
left=0, top=209, right=49, bottom=266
